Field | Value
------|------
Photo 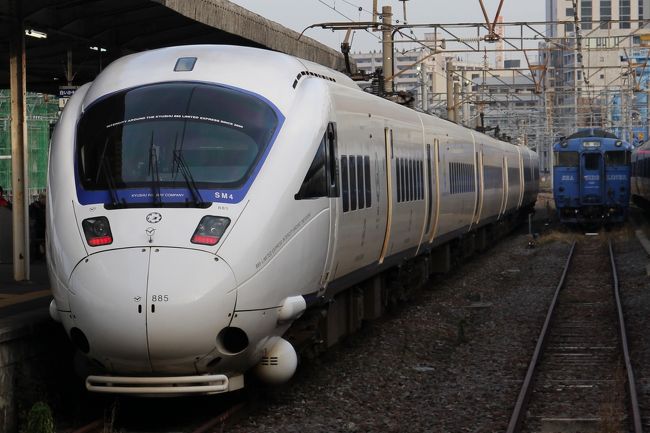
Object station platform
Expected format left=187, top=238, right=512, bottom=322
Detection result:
left=0, top=262, right=51, bottom=319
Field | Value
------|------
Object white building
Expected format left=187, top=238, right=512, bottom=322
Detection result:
left=547, top=0, right=648, bottom=38
left=543, top=0, right=650, bottom=134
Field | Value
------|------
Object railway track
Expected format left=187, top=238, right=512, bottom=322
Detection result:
left=507, top=236, right=642, bottom=433
left=68, top=398, right=246, bottom=433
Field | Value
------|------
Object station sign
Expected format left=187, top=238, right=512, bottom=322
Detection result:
left=58, top=86, right=78, bottom=109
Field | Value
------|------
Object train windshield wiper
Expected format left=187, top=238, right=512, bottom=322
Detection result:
left=148, top=133, right=162, bottom=207
left=173, top=149, right=205, bottom=207
left=95, top=138, right=125, bottom=208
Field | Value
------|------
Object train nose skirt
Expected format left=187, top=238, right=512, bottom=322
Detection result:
left=85, top=373, right=243, bottom=395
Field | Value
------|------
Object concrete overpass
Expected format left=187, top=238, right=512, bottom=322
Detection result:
left=0, top=0, right=350, bottom=281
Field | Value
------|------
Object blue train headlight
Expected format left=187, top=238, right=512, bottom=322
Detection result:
left=191, top=216, right=230, bottom=246
left=615, top=140, right=623, bottom=147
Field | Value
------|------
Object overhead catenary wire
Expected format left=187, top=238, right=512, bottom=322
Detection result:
left=314, top=0, right=381, bottom=40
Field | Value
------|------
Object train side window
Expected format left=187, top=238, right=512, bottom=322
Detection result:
left=605, top=151, right=630, bottom=166
left=396, top=158, right=402, bottom=203
left=341, top=155, right=349, bottom=212
left=295, top=134, right=327, bottom=199
left=295, top=122, right=339, bottom=200
left=417, top=160, right=422, bottom=200
left=554, top=151, right=579, bottom=167
left=356, top=155, right=365, bottom=209
left=349, top=156, right=358, bottom=211
left=364, top=156, right=372, bottom=207
left=401, top=158, right=406, bottom=202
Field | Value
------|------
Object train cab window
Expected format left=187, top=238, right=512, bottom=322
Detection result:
left=295, top=134, right=327, bottom=199
left=604, top=151, right=631, bottom=166
left=553, top=151, right=579, bottom=167
left=77, top=82, right=279, bottom=192
left=584, top=153, right=601, bottom=170
left=296, top=123, right=339, bottom=200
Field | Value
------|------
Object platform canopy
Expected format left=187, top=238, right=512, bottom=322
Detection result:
left=0, top=0, right=348, bottom=94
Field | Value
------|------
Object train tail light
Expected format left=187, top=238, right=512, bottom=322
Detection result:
left=82, top=217, right=113, bottom=246
left=191, top=216, right=230, bottom=246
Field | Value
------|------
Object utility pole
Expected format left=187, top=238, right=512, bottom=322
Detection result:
left=382, top=6, right=393, bottom=94
left=9, top=0, right=29, bottom=281
left=419, top=62, right=428, bottom=112
left=454, top=81, right=461, bottom=124
left=462, top=70, right=470, bottom=126
left=446, top=59, right=455, bottom=122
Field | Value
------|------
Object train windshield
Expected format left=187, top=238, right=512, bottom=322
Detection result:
left=76, top=82, right=278, bottom=191
left=605, top=151, right=631, bottom=166
left=553, top=151, right=579, bottom=167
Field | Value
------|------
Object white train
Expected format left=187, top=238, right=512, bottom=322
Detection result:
left=47, top=45, right=538, bottom=395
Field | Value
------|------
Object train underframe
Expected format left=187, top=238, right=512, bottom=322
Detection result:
left=557, top=204, right=627, bottom=225
left=283, top=206, right=534, bottom=363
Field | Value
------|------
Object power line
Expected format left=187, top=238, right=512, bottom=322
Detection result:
left=314, top=0, right=381, bottom=40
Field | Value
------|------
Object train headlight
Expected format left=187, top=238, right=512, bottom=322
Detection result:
left=191, top=216, right=230, bottom=246
left=615, top=140, right=623, bottom=147
left=82, top=217, right=113, bottom=246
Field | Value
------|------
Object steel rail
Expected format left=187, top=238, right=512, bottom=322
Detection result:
left=505, top=240, right=576, bottom=433
left=609, top=240, right=643, bottom=433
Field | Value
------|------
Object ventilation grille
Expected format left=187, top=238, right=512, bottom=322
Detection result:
left=292, top=71, right=337, bottom=89
left=260, top=356, right=279, bottom=366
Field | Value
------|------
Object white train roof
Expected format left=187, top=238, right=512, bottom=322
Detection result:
left=81, top=44, right=360, bottom=115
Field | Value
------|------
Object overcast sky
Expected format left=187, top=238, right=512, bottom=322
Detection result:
left=229, top=0, right=546, bottom=54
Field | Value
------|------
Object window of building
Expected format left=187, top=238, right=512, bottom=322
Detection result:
left=600, top=0, right=612, bottom=29
left=620, top=0, right=631, bottom=29
left=581, top=0, right=593, bottom=29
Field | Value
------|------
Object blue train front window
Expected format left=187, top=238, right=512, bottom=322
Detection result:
left=553, top=151, right=579, bottom=167
left=605, top=151, right=631, bottom=166
left=76, top=82, right=278, bottom=191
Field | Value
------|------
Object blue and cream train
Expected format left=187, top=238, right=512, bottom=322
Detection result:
left=553, top=129, right=632, bottom=224
left=46, top=45, right=538, bottom=395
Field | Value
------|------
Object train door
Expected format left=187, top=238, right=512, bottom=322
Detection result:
left=320, top=122, right=341, bottom=288
left=499, top=157, right=508, bottom=218
left=517, top=148, right=524, bottom=208
left=378, top=127, right=394, bottom=264
left=473, top=147, right=484, bottom=224
left=580, top=152, right=604, bottom=203
left=427, top=139, right=441, bottom=243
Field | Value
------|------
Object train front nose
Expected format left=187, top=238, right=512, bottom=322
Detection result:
left=67, top=248, right=237, bottom=374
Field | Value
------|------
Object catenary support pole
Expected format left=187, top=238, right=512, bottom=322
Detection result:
left=446, top=59, right=455, bottom=122
left=382, top=6, right=393, bottom=94
left=9, top=0, right=29, bottom=281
